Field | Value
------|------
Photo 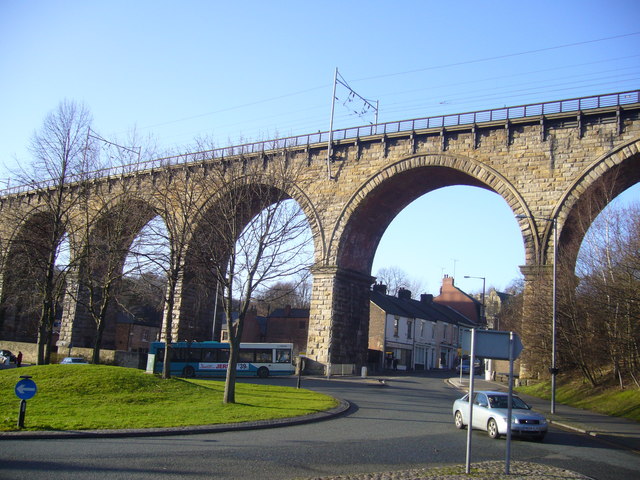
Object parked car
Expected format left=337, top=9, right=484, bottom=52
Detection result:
left=60, top=357, right=89, bottom=364
left=0, top=349, right=16, bottom=365
left=455, top=358, right=482, bottom=375
left=452, top=390, right=547, bottom=441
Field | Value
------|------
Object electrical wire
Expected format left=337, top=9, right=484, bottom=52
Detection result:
left=139, top=32, right=640, bottom=139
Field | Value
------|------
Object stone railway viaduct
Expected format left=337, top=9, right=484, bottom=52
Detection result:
left=1, top=90, right=639, bottom=373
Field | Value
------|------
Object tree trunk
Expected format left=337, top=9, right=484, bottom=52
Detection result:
left=223, top=340, right=239, bottom=404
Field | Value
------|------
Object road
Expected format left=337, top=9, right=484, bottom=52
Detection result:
left=0, top=372, right=638, bottom=479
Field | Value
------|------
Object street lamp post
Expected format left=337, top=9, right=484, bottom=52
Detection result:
left=464, top=275, right=487, bottom=380
left=550, top=217, right=558, bottom=414
left=517, top=214, right=558, bottom=414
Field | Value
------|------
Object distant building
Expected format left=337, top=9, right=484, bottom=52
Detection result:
left=369, top=283, right=476, bottom=372
left=220, top=305, right=309, bottom=356
left=264, top=306, right=309, bottom=355
left=434, top=275, right=484, bottom=326
left=115, top=310, right=161, bottom=353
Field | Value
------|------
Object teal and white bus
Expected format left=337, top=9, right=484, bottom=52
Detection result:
left=147, top=341, right=294, bottom=378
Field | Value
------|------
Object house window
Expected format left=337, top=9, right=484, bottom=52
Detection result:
left=393, top=317, right=399, bottom=337
left=432, top=323, right=436, bottom=339
left=407, top=320, right=412, bottom=339
left=420, top=320, right=425, bottom=337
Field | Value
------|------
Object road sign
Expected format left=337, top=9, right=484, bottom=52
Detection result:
left=461, top=330, right=523, bottom=360
left=15, top=378, right=37, bottom=400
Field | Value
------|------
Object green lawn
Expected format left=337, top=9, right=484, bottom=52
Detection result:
left=517, top=377, right=640, bottom=422
left=0, top=365, right=338, bottom=431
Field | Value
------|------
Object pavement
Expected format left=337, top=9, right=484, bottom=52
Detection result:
left=1, top=369, right=638, bottom=479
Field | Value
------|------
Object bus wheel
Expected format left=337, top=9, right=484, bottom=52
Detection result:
left=257, top=366, right=269, bottom=378
left=182, top=366, right=195, bottom=378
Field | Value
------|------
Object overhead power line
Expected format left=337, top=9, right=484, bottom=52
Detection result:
left=351, top=31, right=640, bottom=83
left=136, top=32, right=640, bottom=137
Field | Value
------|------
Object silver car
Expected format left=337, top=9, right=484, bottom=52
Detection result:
left=452, top=390, right=547, bottom=441
left=60, top=357, right=89, bottom=364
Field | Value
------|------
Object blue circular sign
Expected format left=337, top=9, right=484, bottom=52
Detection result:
left=15, top=378, right=37, bottom=400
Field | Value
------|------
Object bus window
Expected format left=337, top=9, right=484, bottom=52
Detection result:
left=187, top=348, right=202, bottom=363
left=255, top=349, right=272, bottom=363
left=276, top=349, right=291, bottom=363
left=239, top=350, right=254, bottom=362
left=174, top=348, right=188, bottom=362
left=218, top=349, right=230, bottom=362
left=202, top=349, right=215, bottom=362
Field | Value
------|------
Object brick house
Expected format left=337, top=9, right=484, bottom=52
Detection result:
left=369, top=283, right=476, bottom=372
left=114, top=313, right=161, bottom=353
left=434, top=275, right=484, bottom=325
left=220, top=305, right=309, bottom=356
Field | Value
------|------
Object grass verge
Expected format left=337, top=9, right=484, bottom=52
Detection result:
left=0, top=364, right=338, bottom=431
left=516, top=376, right=640, bottom=422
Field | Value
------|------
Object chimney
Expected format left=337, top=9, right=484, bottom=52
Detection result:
left=398, top=288, right=412, bottom=300
left=420, top=294, right=433, bottom=304
left=372, top=283, right=387, bottom=295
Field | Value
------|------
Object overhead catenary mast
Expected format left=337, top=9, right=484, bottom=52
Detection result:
left=327, top=67, right=378, bottom=180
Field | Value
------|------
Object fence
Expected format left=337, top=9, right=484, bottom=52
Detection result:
left=2, top=90, right=638, bottom=196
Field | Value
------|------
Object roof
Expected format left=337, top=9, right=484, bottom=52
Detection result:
left=370, top=290, right=476, bottom=328
left=268, top=307, right=310, bottom=319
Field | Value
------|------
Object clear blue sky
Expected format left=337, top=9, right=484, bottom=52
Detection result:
left=1, top=0, right=639, bottom=295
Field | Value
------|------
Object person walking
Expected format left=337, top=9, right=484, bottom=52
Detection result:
left=16, top=351, right=22, bottom=367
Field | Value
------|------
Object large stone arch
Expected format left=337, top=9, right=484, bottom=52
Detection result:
left=306, top=153, right=530, bottom=373
left=176, top=173, right=322, bottom=342
left=328, top=153, right=528, bottom=272
left=515, top=137, right=639, bottom=380
left=555, top=137, right=640, bottom=269
left=57, top=195, right=160, bottom=350
left=515, top=137, right=640, bottom=275
left=0, top=207, right=67, bottom=343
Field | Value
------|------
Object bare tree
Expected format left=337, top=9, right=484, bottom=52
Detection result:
left=375, top=266, right=425, bottom=297
left=254, top=271, right=312, bottom=314
left=571, top=201, right=640, bottom=387
left=4, top=100, right=94, bottom=364
left=68, top=133, right=156, bottom=364
left=517, top=173, right=640, bottom=387
left=192, top=153, right=313, bottom=403
left=126, top=168, right=202, bottom=379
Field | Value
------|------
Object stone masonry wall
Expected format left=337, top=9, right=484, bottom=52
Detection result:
left=0, top=104, right=638, bottom=371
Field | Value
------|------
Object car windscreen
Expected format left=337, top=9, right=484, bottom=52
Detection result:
left=488, top=395, right=530, bottom=410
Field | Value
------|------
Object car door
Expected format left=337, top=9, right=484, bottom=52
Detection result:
left=472, top=392, right=490, bottom=430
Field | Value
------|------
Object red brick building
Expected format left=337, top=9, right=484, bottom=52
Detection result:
left=220, top=306, right=308, bottom=355
left=434, top=275, right=484, bottom=325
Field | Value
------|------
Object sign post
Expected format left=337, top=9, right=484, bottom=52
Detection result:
left=15, top=375, right=37, bottom=428
left=460, top=330, right=524, bottom=476
left=297, top=353, right=306, bottom=389
left=464, top=329, right=476, bottom=474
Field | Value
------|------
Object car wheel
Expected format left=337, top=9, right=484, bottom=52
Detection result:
left=454, top=411, right=465, bottom=429
left=257, top=366, right=269, bottom=378
left=182, top=365, right=195, bottom=378
left=487, top=418, right=500, bottom=439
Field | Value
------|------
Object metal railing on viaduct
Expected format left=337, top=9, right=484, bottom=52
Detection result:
left=2, top=89, right=639, bottom=196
